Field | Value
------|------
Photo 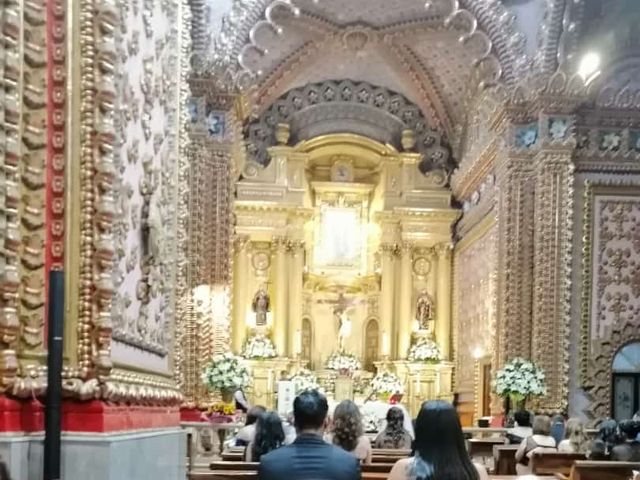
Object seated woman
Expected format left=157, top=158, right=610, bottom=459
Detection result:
left=611, top=419, right=640, bottom=462
left=515, top=415, right=557, bottom=475
left=245, top=411, right=285, bottom=462
left=235, top=405, right=266, bottom=447
left=330, top=400, right=372, bottom=464
left=374, top=407, right=413, bottom=449
left=558, top=418, right=590, bottom=454
left=588, top=419, right=619, bottom=460
left=388, top=400, right=489, bottom=480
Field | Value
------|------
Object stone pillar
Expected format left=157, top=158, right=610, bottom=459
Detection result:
left=435, top=243, right=452, bottom=360
left=531, top=151, right=573, bottom=412
left=232, top=236, right=250, bottom=353
left=379, top=244, right=396, bottom=358
left=288, top=241, right=305, bottom=357
left=272, top=237, right=288, bottom=356
left=397, top=242, right=413, bottom=358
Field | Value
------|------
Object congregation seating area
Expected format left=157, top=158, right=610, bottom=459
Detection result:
left=189, top=446, right=640, bottom=480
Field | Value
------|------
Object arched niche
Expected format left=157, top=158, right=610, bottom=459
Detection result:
left=612, top=341, right=640, bottom=421
left=363, top=318, right=380, bottom=372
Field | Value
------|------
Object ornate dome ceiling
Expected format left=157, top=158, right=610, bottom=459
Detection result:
left=198, top=0, right=533, bottom=142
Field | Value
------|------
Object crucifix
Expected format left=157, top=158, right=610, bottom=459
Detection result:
left=317, top=290, right=364, bottom=352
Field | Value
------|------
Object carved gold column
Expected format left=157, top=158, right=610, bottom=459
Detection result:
left=287, top=241, right=304, bottom=357
left=435, top=243, right=452, bottom=360
left=380, top=244, right=396, bottom=357
left=232, top=236, right=250, bottom=353
left=397, top=242, right=413, bottom=358
left=272, top=237, right=288, bottom=356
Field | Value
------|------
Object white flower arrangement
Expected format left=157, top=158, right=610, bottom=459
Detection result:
left=407, top=338, right=442, bottom=363
left=494, top=357, right=547, bottom=402
left=202, top=352, right=251, bottom=392
left=371, top=371, right=404, bottom=397
left=290, top=368, right=322, bottom=394
left=326, top=351, right=361, bottom=376
left=241, top=334, right=277, bottom=359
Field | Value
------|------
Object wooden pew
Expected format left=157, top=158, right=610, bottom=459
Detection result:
left=562, top=460, right=640, bottom=480
left=210, top=461, right=397, bottom=474
left=468, top=437, right=506, bottom=459
left=493, top=445, right=519, bottom=475
left=192, top=473, right=557, bottom=480
left=530, top=452, right=586, bottom=476
left=221, top=451, right=244, bottom=461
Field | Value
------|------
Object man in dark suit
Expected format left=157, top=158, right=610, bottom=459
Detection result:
left=258, top=389, right=360, bottom=480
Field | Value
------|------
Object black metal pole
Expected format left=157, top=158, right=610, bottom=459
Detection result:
left=44, top=270, right=64, bottom=480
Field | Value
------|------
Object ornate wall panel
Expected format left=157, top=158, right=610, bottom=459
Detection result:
left=110, top=0, right=181, bottom=375
left=580, top=181, right=640, bottom=419
left=531, top=152, right=574, bottom=412
left=495, top=154, right=535, bottom=369
left=453, top=218, right=497, bottom=397
left=0, top=0, right=50, bottom=393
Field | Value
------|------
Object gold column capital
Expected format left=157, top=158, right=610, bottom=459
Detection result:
left=400, top=241, right=414, bottom=255
left=379, top=243, right=398, bottom=257
left=435, top=242, right=452, bottom=258
left=287, top=240, right=305, bottom=254
left=271, top=236, right=288, bottom=253
left=234, top=234, right=250, bottom=252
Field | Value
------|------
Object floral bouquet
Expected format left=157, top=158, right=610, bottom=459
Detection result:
left=371, top=371, right=404, bottom=401
left=201, top=401, right=238, bottom=423
left=290, top=368, right=322, bottom=394
left=494, top=357, right=547, bottom=405
left=202, top=352, right=251, bottom=395
left=407, top=338, right=442, bottom=363
left=242, top=334, right=277, bottom=359
left=326, top=352, right=361, bottom=376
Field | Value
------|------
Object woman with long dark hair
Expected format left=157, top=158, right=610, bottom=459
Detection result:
left=245, top=411, right=285, bottom=462
left=331, top=400, right=372, bottom=464
left=388, top=400, right=489, bottom=480
left=374, top=407, right=412, bottom=449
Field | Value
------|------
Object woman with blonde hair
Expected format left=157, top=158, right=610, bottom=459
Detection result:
left=330, top=399, right=372, bottom=464
left=558, top=418, right=590, bottom=454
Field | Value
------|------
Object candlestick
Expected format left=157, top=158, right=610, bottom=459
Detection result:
left=295, top=329, right=302, bottom=356
left=382, top=331, right=390, bottom=357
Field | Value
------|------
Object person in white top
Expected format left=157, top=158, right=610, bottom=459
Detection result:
left=515, top=415, right=557, bottom=475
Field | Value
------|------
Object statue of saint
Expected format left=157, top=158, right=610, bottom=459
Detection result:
left=252, top=287, right=270, bottom=327
left=415, top=290, right=434, bottom=331
left=337, top=310, right=352, bottom=352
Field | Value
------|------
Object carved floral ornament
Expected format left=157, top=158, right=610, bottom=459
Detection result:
left=197, top=0, right=530, bottom=93
left=244, top=80, right=452, bottom=174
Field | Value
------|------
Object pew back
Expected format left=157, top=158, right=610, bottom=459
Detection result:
left=569, top=460, right=640, bottom=480
left=530, top=452, right=586, bottom=475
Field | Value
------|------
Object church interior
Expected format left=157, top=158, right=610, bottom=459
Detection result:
left=1, top=0, right=640, bottom=478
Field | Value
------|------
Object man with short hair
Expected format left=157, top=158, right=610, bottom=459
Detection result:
left=258, top=390, right=360, bottom=480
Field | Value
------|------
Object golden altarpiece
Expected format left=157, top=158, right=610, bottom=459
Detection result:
left=232, top=130, right=457, bottom=413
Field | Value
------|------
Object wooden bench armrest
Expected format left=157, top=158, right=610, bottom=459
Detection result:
left=554, top=474, right=568, bottom=480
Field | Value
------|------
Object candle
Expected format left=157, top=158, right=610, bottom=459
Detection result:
left=295, top=329, right=302, bottom=355
left=415, top=372, right=420, bottom=393
left=382, top=332, right=390, bottom=356
left=267, top=369, right=273, bottom=391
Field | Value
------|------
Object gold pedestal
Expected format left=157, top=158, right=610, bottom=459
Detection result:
left=244, top=358, right=294, bottom=410
left=391, top=360, right=454, bottom=417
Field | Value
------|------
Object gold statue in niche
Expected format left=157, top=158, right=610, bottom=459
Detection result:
left=415, top=290, right=434, bottom=332
left=252, top=287, right=270, bottom=327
